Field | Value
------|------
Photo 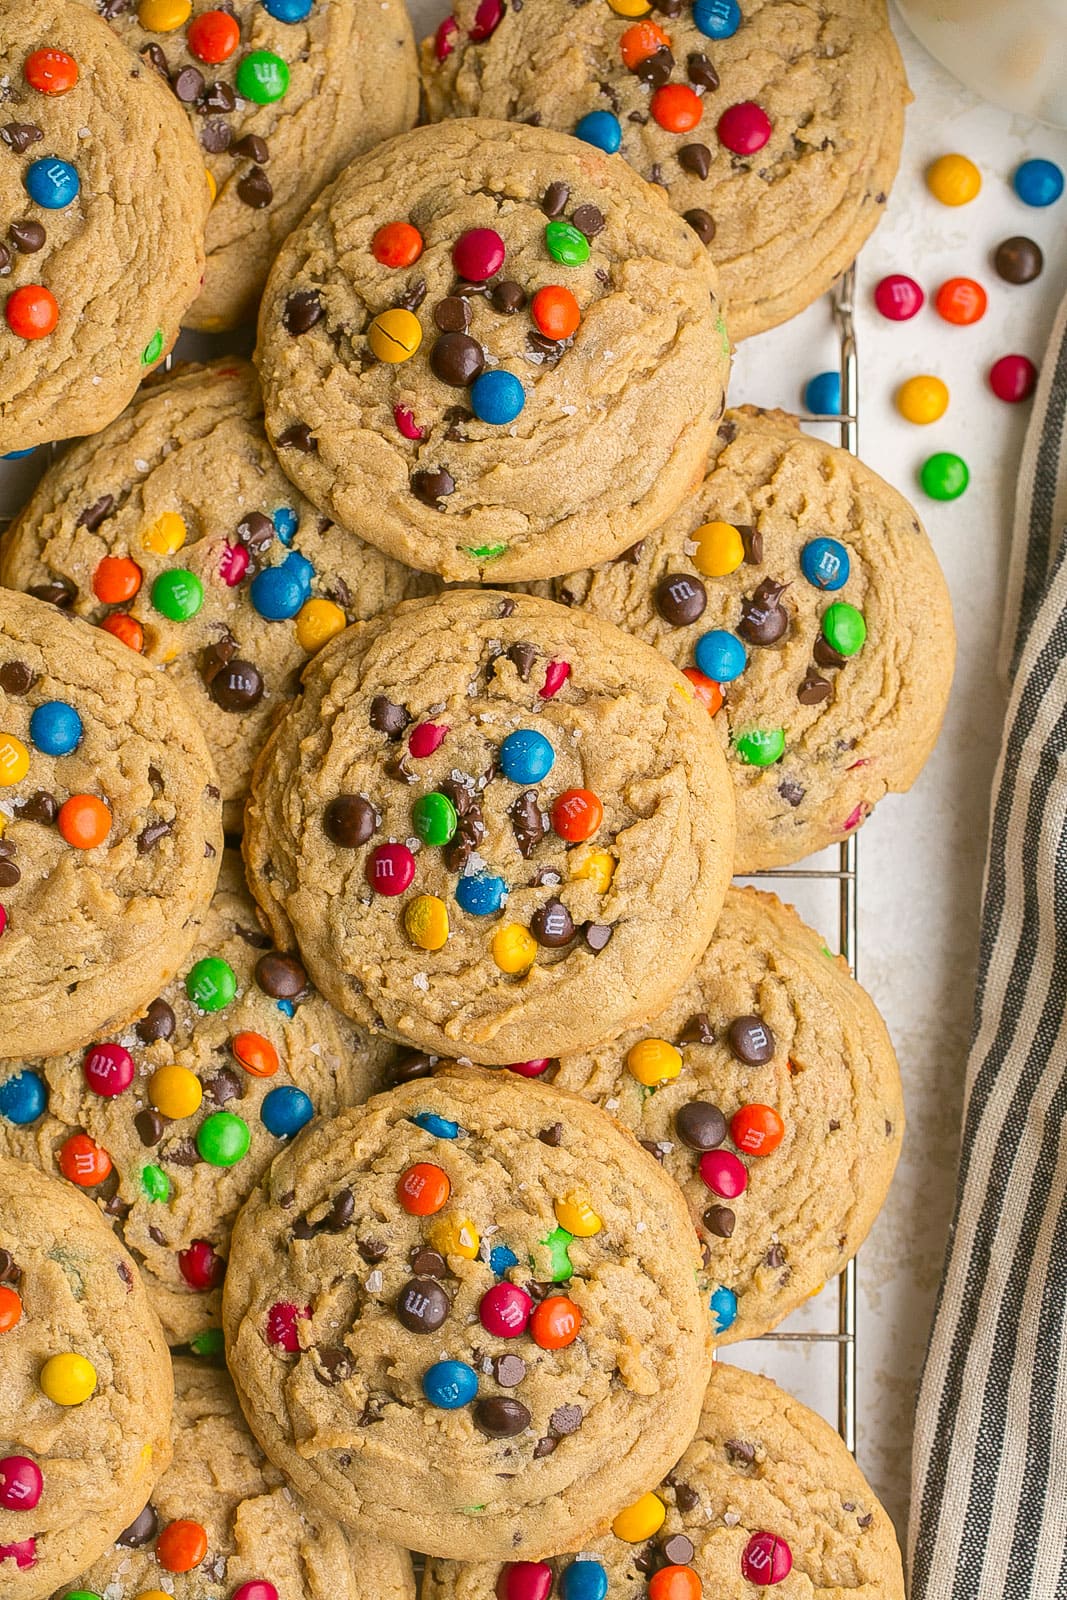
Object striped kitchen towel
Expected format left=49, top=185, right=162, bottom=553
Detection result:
left=910, top=284, right=1067, bottom=1599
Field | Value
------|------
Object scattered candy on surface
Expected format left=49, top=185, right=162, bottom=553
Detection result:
left=1013, top=157, right=1063, bottom=208
left=873, top=273, right=924, bottom=321
left=989, top=353, right=1037, bottom=403
left=994, top=236, right=1043, bottom=284
left=921, top=450, right=969, bottom=501
left=926, top=152, right=981, bottom=206
left=934, top=277, right=987, bottom=325
left=896, top=373, right=949, bottom=425
left=803, top=370, right=841, bottom=415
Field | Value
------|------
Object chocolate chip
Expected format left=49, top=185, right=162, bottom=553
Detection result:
left=284, top=289, right=323, bottom=335
left=572, top=204, right=604, bottom=239
left=396, top=1277, right=451, bottom=1333
left=1, top=123, right=43, bottom=155
left=663, top=1534, right=695, bottom=1565
left=136, top=998, right=175, bottom=1044
left=200, top=118, right=232, bottom=154
left=687, top=51, right=719, bottom=89
left=205, top=1067, right=241, bottom=1106
left=684, top=208, right=716, bottom=245
left=538, top=1122, right=563, bottom=1147
left=490, top=279, right=527, bottom=314
left=738, top=579, right=788, bottom=645
left=9, top=220, right=45, bottom=254
left=117, top=1505, right=158, bottom=1548
left=673, top=1481, right=700, bottom=1512
left=430, top=332, right=485, bottom=386
left=737, top=524, right=762, bottom=564
left=389, top=1051, right=436, bottom=1086
left=172, top=65, right=205, bottom=102
left=473, top=1397, right=531, bottom=1437
left=765, top=1242, right=785, bottom=1268
left=199, top=80, right=236, bottom=112
left=678, top=1011, right=714, bottom=1046
left=434, top=295, right=471, bottom=333
left=255, top=952, right=308, bottom=1000
left=656, top=572, right=707, bottom=626
left=409, top=1247, right=447, bottom=1278
left=357, top=1237, right=388, bottom=1264
left=814, top=635, right=847, bottom=669
left=493, top=1354, right=527, bottom=1387
left=369, top=695, right=409, bottom=738
left=778, top=776, right=804, bottom=808
left=443, top=805, right=484, bottom=872
left=797, top=670, right=831, bottom=705
left=531, top=898, right=574, bottom=947
left=0, top=243, right=10, bottom=277
left=499, top=598, right=516, bottom=618
left=166, top=1138, right=201, bottom=1167
left=675, top=1101, right=726, bottom=1150
left=0, top=661, right=34, bottom=695
left=314, top=1346, right=355, bottom=1385
left=678, top=142, right=711, bottom=179
left=277, top=423, right=316, bottom=453
left=28, top=581, right=74, bottom=609
left=0, top=1250, right=21, bottom=1285
left=233, top=132, right=270, bottom=163
left=327, top=1188, right=354, bottom=1230
left=398, top=276, right=427, bottom=312
left=583, top=922, right=613, bottom=952
left=618, top=539, right=645, bottom=564
left=75, top=494, right=116, bottom=533
left=703, top=1203, right=735, bottom=1237
left=542, top=180, right=570, bottom=216
left=292, top=1215, right=318, bottom=1241
left=507, top=642, right=538, bottom=681
left=411, top=467, right=455, bottom=507
left=0, top=858, right=20, bottom=888
left=533, top=1436, right=558, bottom=1458
left=134, top=1109, right=165, bottom=1147
left=724, top=1438, right=755, bottom=1465
left=549, top=1403, right=582, bottom=1435
left=209, top=659, right=264, bottom=711
left=727, top=1015, right=775, bottom=1064
left=510, top=790, right=547, bottom=857
left=237, top=166, right=273, bottom=209
left=140, top=42, right=169, bottom=76
left=137, top=819, right=173, bottom=853
left=14, top=790, right=57, bottom=824
left=635, top=46, right=674, bottom=86
left=995, top=235, right=1043, bottom=284
left=323, top=794, right=376, bottom=847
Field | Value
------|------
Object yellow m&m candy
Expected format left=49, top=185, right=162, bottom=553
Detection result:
left=0, top=733, right=30, bottom=786
left=626, top=1037, right=682, bottom=1086
left=429, top=1215, right=481, bottom=1258
left=608, top=0, right=652, bottom=14
left=554, top=1195, right=603, bottom=1237
left=40, top=1351, right=97, bottom=1406
left=405, top=894, right=449, bottom=952
left=149, top=1064, right=203, bottom=1120
left=492, top=923, right=537, bottom=974
left=138, top=0, right=191, bottom=29
left=692, top=519, right=744, bottom=577
left=141, top=511, right=187, bottom=555
left=926, top=153, right=981, bottom=206
left=896, top=374, right=949, bottom=425
left=613, top=1492, right=666, bottom=1542
left=296, top=598, right=347, bottom=652
left=570, top=849, right=615, bottom=894
left=368, top=308, right=422, bottom=363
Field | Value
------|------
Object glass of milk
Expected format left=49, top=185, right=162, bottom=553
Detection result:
left=895, top=0, right=1067, bottom=128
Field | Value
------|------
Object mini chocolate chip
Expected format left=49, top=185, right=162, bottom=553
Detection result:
left=134, top=1109, right=165, bottom=1147
left=687, top=51, right=719, bottom=89
left=635, top=45, right=674, bottom=86
left=172, top=65, right=205, bottom=102
left=538, top=1122, right=563, bottom=1147
left=663, top=1534, right=695, bottom=1565
left=542, top=180, right=570, bottom=216
left=507, top=642, right=538, bottom=681
left=411, top=467, right=455, bottom=507
left=76, top=494, right=115, bottom=533
left=675, top=1100, right=726, bottom=1150
left=679, top=1011, right=715, bottom=1045
left=797, top=670, right=831, bottom=705
left=284, top=290, right=323, bottom=335
left=137, top=819, right=173, bottom=853
left=493, top=1354, right=527, bottom=1387
left=315, top=1346, right=355, bottom=1385
left=9, top=220, right=45, bottom=253
left=199, top=79, right=236, bottom=112
left=14, top=790, right=58, bottom=824
left=738, top=579, right=788, bottom=645
left=117, top=1505, right=158, bottom=1548
left=531, top=898, right=574, bottom=947
left=357, top=1237, right=388, bottom=1264
left=210, top=659, right=264, bottom=711
left=678, top=142, right=711, bottom=179
left=396, top=1277, right=451, bottom=1333
left=571, top=204, right=604, bottom=239
left=703, top=1204, right=735, bottom=1237
left=233, top=133, right=270, bottom=163
left=510, top=790, right=548, bottom=857
left=255, top=952, right=308, bottom=1000
left=724, top=1438, right=756, bottom=1465
left=765, top=1243, right=786, bottom=1268
left=549, top=1403, right=582, bottom=1436
left=434, top=295, right=471, bottom=333
left=327, top=1188, right=354, bottom=1230
left=0, top=1250, right=21, bottom=1285
left=491, top=279, right=527, bottom=314
left=166, top=1138, right=201, bottom=1167
left=430, top=332, right=485, bottom=386
left=499, top=597, right=516, bottom=617
left=28, top=581, right=74, bottom=609
left=204, top=1067, right=242, bottom=1107
left=200, top=118, right=232, bottom=154
left=583, top=923, right=613, bottom=952
left=656, top=572, right=707, bottom=626
left=150, top=767, right=166, bottom=796
left=408, top=1248, right=447, bottom=1279
left=389, top=1051, right=436, bottom=1086
left=473, top=1397, right=531, bottom=1437
left=370, top=695, right=409, bottom=738
left=1, top=123, right=43, bottom=154
left=137, top=998, right=176, bottom=1043
left=533, top=1436, right=558, bottom=1458
left=684, top=208, right=716, bottom=245
left=727, top=1014, right=775, bottom=1064
left=277, top=423, right=317, bottom=453
left=237, top=166, right=273, bottom=209
left=778, top=776, right=804, bottom=808
left=0, top=661, right=35, bottom=695
left=140, top=42, right=169, bottom=76
left=323, top=794, right=376, bottom=847
left=814, top=634, right=848, bottom=669
left=0, top=858, right=20, bottom=888
left=673, top=1481, right=700, bottom=1512
left=358, top=1395, right=388, bottom=1424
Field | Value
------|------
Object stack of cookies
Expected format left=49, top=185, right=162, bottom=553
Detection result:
left=0, top=2, right=949, bottom=1597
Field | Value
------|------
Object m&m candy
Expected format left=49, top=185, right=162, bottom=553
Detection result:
left=453, top=228, right=506, bottom=281
left=179, top=1240, right=225, bottom=1290
left=692, top=0, right=740, bottom=38
left=741, top=1531, right=793, bottom=1584
left=821, top=602, right=866, bottom=657
left=709, top=1283, right=737, bottom=1331
left=803, top=371, right=841, bottom=416
left=800, top=537, right=849, bottom=591
left=545, top=221, right=590, bottom=267
left=626, top=1037, right=681, bottom=1085
left=574, top=111, right=622, bottom=154
left=0, top=734, right=29, bottom=785
left=730, top=1103, right=785, bottom=1155
left=491, top=923, right=537, bottom=973
left=156, top=1520, right=209, bottom=1573
left=692, top=520, right=743, bottom=576
left=699, top=1148, right=747, bottom=1198
left=926, top=153, right=981, bottom=206
left=151, top=569, right=203, bottom=621
left=197, top=1111, right=251, bottom=1166
left=83, top=1043, right=134, bottom=1097
left=1013, top=158, right=1064, bottom=208
left=368, top=308, right=422, bottom=362
left=150, top=1064, right=203, bottom=1119
left=612, top=1491, right=666, bottom=1542
left=39, top=1352, right=97, bottom=1405
left=366, top=843, right=416, bottom=896
left=373, top=221, right=423, bottom=268
left=499, top=728, right=555, bottom=784
left=455, top=873, right=507, bottom=915
left=397, top=1162, right=451, bottom=1215
left=29, top=700, right=82, bottom=756
left=496, top=1565, right=553, bottom=1600
left=531, top=286, right=580, bottom=341
left=554, top=1196, right=602, bottom=1236
left=186, top=956, right=237, bottom=1011
left=296, top=598, right=346, bottom=651
left=0, top=1286, right=22, bottom=1332
left=479, top=1282, right=533, bottom=1337
left=921, top=451, right=969, bottom=501
left=471, top=370, right=525, bottom=425
left=261, top=1086, right=314, bottom=1138
left=989, top=354, right=1037, bottom=403
left=733, top=727, right=785, bottom=766
left=405, top=895, right=450, bottom=951
left=423, top=1359, right=478, bottom=1409
left=529, top=1294, right=581, bottom=1348
left=648, top=1568, right=701, bottom=1600
left=94, top=555, right=142, bottom=603
left=187, top=8, right=241, bottom=61
left=551, top=789, right=602, bottom=842
left=263, top=0, right=314, bottom=16
left=5, top=286, right=59, bottom=339
left=57, top=795, right=110, bottom=849
left=560, top=1561, right=608, bottom=1600
left=650, top=85, right=702, bottom=133
left=412, top=791, right=458, bottom=846
left=0, top=1071, right=46, bottom=1125
left=232, top=1032, right=280, bottom=1077
left=896, top=374, right=949, bottom=425
left=717, top=101, right=771, bottom=155
left=994, top=236, right=1043, bottom=284
left=873, top=274, right=923, bottom=321
left=236, top=50, right=290, bottom=103
left=24, top=48, right=78, bottom=93
left=0, top=1456, right=42, bottom=1512
left=935, top=277, right=987, bottom=325
left=24, top=158, right=79, bottom=210
left=619, top=21, right=669, bottom=68
left=694, top=629, right=745, bottom=684
left=138, top=0, right=191, bottom=26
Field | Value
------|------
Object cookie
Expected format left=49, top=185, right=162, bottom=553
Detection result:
left=546, top=406, right=955, bottom=870
left=551, top=885, right=903, bottom=1343
left=0, top=359, right=433, bottom=829
left=254, top=118, right=730, bottom=583
left=0, top=589, right=222, bottom=1060
left=243, top=588, right=736, bottom=1065
left=0, top=1156, right=173, bottom=1600
left=60, top=1357, right=416, bottom=1600
left=78, top=0, right=418, bottom=331
left=421, top=0, right=908, bottom=341
left=0, top=0, right=208, bottom=454
left=0, top=850, right=400, bottom=1345
left=222, top=1066, right=713, bottom=1560
left=422, top=1359, right=905, bottom=1599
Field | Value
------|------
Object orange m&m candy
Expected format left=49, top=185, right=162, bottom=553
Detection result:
left=529, top=1294, right=581, bottom=1349
left=649, top=1566, right=703, bottom=1600
left=0, top=1286, right=23, bottom=1333
left=6, top=286, right=59, bottom=340
left=187, top=9, right=240, bottom=63
left=232, top=1031, right=280, bottom=1077
left=619, top=19, right=670, bottom=67
left=682, top=668, right=724, bottom=716
left=58, top=795, right=111, bottom=851
left=730, top=1103, right=785, bottom=1157
left=99, top=613, right=144, bottom=652
left=93, top=555, right=142, bottom=605
left=156, top=1519, right=209, bottom=1573
left=59, top=1132, right=112, bottom=1187
left=397, top=1162, right=451, bottom=1216
left=934, top=276, right=987, bottom=326
left=373, top=221, right=424, bottom=269
left=531, top=286, right=580, bottom=341
left=651, top=84, right=702, bottom=133
left=551, top=788, right=603, bottom=843
left=24, top=48, right=78, bottom=94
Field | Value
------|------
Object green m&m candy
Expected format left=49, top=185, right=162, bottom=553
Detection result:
left=821, top=601, right=866, bottom=658
left=545, top=220, right=590, bottom=266
left=62, top=1592, right=104, bottom=1599
left=186, top=956, right=237, bottom=1012
left=151, top=568, right=203, bottom=621
left=733, top=727, right=785, bottom=767
left=141, top=1164, right=170, bottom=1203
left=190, top=1327, right=225, bottom=1357
left=197, top=1111, right=251, bottom=1168
left=236, top=50, right=290, bottom=104
left=412, top=791, right=458, bottom=847
left=141, top=328, right=164, bottom=367
left=921, top=450, right=969, bottom=501
left=539, top=1226, right=574, bottom=1283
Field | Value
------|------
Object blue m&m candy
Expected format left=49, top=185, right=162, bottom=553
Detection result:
left=2, top=449, right=35, bottom=461
left=693, top=0, right=740, bottom=39
left=423, top=1360, right=478, bottom=1409
left=574, top=110, right=621, bottom=154
left=800, top=537, right=850, bottom=592
left=25, top=158, right=79, bottom=210
left=455, top=873, right=507, bottom=916
left=490, top=1244, right=518, bottom=1274
left=499, top=729, right=554, bottom=784
left=411, top=1111, right=460, bottom=1139
left=471, top=370, right=525, bottom=425
left=694, top=629, right=746, bottom=684
left=561, top=1561, right=608, bottom=1600
left=710, top=1284, right=737, bottom=1333
left=250, top=554, right=312, bottom=620
left=29, top=700, right=82, bottom=756
left=273, top=507, right=299, bottom=544
left=261, top=1086, right=314, bottom=1139
left=1014, top=158, right=1064, bottom=208
left=804, top=370, right=841, bottom=415
left=0, top=1070, right=47, bottom=1125
left=262, top=0, right=314, bottom=17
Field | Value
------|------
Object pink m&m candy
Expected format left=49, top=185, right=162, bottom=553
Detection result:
left=698, top=1148, right=747, bottom=1199
left=453, top=228, right=506, bottom=282
left=505, top=1058, right=552, bottom=1077
left=741, top=1531, right=793, bottom=1585
left=0, top=906, right=7, bottom=940
left=178, top=1239, right=225, bottom=1291
left=409, top=722, right=449, bottom=758
left=232, top=1585, right=279, bottom=1600
left=990, top=354, right=1037, bottom=403
left=394, top=404, right=425, bottom=440
left=469, top=0, right=504, bottom=39
left=539, top=660, right=570, bottom=699
left=366, top=843, right=416, bottom=896
left=266, top=1301, right=311, bottom=1352
left=479, top=1282, right=533, bottom=1337
left=83, top=1043, right=135, bottom=1098
left=434, top=14, right=458, bottom=58
left=0, top=1457, right=43, bottom=1512
left=219, top=542, right=249, bottom=587
left=874, top=274, right=924, bottom=321
left=0, top=1537, right=36, bottom=1570
left=496, top=1563, right=553, bottom=1600
left=717, top=101, right=771, bottom=155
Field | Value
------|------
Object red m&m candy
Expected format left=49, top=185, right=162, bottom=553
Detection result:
left=0, top=1456, right=43, bottom=1512
left=409, top=722, right=449, bottom=758
left=156, top=1519, right=208, bottom=1573
left=232, top=1585, right=280, bottom=1600
left=83, top=1042, right=135, bottom=1097
left=452, top=228, right=505, bottom=282
left=873, top=274, right=923, bottom=321
left=24, top=48, right=78, bottom=93
left=717, top=101, right=771, bottom=155
left=187, top=9, right=240, bottom=62
left=698, top=1148, right=747, bottom=1198
left=6, top=286, right=59, bottom=340
left=178, top=1239, right=225, bottom=1290
left=397, top=1162, right=451, bottom=1215
left=496, top=1565, right=553, bottom=1600
left=551, top=788, right=603, bottom=842
left=741, top=1531, right=793, bottom=1585
left=990, top=354, right=1037, bottom=403
left=479, top=1282, right=533, bottom=1337
left=266, top=1301, right=310, bottom=1351
left=539, top=660, right=570, bottom=698
left=366, top=843, right=415, bottom=896
left=58, top=1132, right=111, bottom=1186
left=651, top=84, right=702, bottom=133
left=504, top=1058, right=552, bottom=1077
left=373, top=221, right=424, bottom=269
left=469, top=0, right=504, bottom=40
left=0, top=1287, right=22, bottom=1333
left=730, top=1103, right=785, bottom=1156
